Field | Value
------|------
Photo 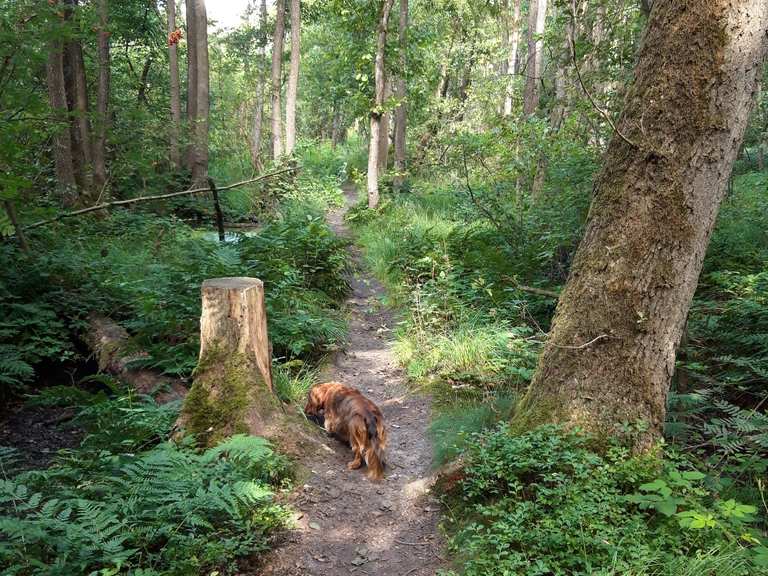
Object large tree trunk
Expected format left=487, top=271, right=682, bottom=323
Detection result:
left=179, top=278, right=278, bottom=445
left=93, top=0, right=110, bottom=194
left=367, top=0, right=396, bottom=209
left=46, top=17, right=78, bottom=207
left=393, top=0, right=408, bottom=191
left=515, top=0, right=768, bottom=451
left=284, top=0, right=300, bottom=156
left=189, top=0, right=209, bottom=185
left=185, top=0, right=197, bottom=171
left=271, top=0, right=287, bottom=159
left=168, top=0, right=182, bottom=170
left=522, top=0, right=548, bottom=116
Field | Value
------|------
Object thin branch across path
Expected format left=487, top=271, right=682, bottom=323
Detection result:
left=22, top=166, right=298, bottom=231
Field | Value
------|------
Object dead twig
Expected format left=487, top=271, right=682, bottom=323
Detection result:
left=395, top=539, right=427, bottom=546
left=546, top=334, right=612, bottom=350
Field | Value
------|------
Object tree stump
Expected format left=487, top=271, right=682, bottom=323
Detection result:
left=178, top=277, right=281, bottom=445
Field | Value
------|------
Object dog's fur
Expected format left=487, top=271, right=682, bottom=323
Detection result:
left=304, top=382, right=387, bottom=480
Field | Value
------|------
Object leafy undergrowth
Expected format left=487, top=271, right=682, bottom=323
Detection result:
left=351, top=181, right=550, bottom=404
left=0, top=178, right=349, bottom=398
left=0, top=149, right=351, bottom=573
left=0, top=387, right=292, bottom=575
left=353, top=170, right=768, bottom=575
left=439, top=425, right=768, bottom=576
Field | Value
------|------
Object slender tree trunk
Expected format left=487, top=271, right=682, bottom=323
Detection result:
left=522, top=0, right=548, bottom=116
left=271, top=0, right=287, bottom=159
left=393, top=0, right=408, bottom=191
left=284, top=0, right=300, bottom=155
left=367, top=0, right=396, bottom=209
left=436, top=64, right=450, bottom=99
left=186, top=0, right=197, bottom=170
left=515, top=0, right=768, bottom=451
left=65, top=36, right=94, bottom=196
left=92, top=0, right=110, bottom=195
left=251, top=94, right=264, bottom=170
left=168, top=0, right=182, bottom=170
left=378, top=79, right=392, bottom=172
left=190, top=0, right=209, bottom=185
left=503, top=0, right=522, bottom=116
left=46, top=14, right=78, bottom=206
left=331, top=108, right=344, bottom=147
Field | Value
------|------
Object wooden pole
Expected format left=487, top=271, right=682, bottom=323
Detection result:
left=208, top=177, right=225, bottom=242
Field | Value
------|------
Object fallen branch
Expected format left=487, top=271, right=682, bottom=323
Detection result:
left=84, top=314, right=188, bottom=404
left=502, top=275, right=561, bottom=299
left=515, top=284, right=560, bottom=299
left=22, top=166, right=298, bottom=232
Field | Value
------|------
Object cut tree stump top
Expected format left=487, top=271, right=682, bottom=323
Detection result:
left=202, top=277, right=264, bottom=290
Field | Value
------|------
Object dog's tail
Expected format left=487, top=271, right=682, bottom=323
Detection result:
left=364, top=412, right=387, bottom=481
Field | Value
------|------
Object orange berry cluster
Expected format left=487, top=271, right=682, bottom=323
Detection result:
left=168, top=28, right=183, bottom=46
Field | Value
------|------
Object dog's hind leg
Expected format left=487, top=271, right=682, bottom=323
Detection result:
left=347, top=418, right=366, bottom=470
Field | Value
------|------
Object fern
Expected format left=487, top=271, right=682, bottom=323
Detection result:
left=0, top=434, right=289, bottom=575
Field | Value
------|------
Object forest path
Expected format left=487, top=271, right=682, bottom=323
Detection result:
left=259, top=183, right=446, bottom=575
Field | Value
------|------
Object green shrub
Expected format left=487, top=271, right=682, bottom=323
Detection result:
left=443, top=424, right=767, bottom=576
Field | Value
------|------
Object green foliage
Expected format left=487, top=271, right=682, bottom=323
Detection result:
left=0, top=386, right=291, bottom=575
left=443, top=425, right=767, bottom=576
left=354, top=183, right=548, bottom=398
left=0, top=438, right=288, bottom=575
left=0, top=198, right=349, bottom=397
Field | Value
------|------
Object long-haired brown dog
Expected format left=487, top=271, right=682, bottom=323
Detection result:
left=304, top=382, right=387, bottom=480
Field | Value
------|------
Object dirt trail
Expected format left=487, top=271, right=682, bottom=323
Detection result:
left=259, top=183, right=446, bottom=576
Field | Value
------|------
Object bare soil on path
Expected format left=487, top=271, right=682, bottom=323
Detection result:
left=258, top=183, right=447, bottom=576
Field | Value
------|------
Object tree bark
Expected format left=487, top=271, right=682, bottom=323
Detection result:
left=515, top=0, right=768, bottom=451
left=178, top=278, right=278, bottom=445
left=393, top=0, right=408, bottom=191
left=367, top=0, right=396, bottom=209
left=378, top=79, right=392, bottom=173
left=284, top=0, right=300, bottom=155
left=64, top=31, right=94, bottom=196
left=250, top=0, right=269, bottom=170
left=503, top=0, right=522, bottom=117
left=190, top=0, right=209, bottom=185
left=92, top=0, right=110, bottom=195
left=85, top=314, right=187, bottom=405
left=3, top=201, right=29, bottom=254
left=45, top=11, right=78, bottom=207
left=168, top=0, right=182, bottom=170
left=185, top=0, right=197, bottom=170
left=271, top=0, right=287, bottom=158
left=522, top=0, right=548, bottom=116
left=251, top=94, right=265, bottom=170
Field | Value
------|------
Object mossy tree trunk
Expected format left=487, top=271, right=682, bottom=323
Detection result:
left=179, top=277, right=279, bottom=446
left=515, top=1, right=768, bottom=451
